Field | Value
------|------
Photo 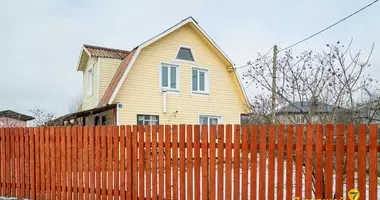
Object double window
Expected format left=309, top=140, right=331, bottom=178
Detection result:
left=137, top=115, right=159, bottom=126
left=161, top=63, right=179, bottom=91
left=192, top=68, right=209, bottom=94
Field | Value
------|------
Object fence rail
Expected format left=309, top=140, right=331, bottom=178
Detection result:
left=0, top=124, right=378, bottom=200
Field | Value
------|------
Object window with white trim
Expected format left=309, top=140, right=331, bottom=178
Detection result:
left=137, top=115, right=159, bottom=125
left=161, top=63, right=179, bottom=91
left=199, top=115, right=222, bottom=139
left=87, top=68, right=94, bottom=96
left=192, top=68, right=209, bottom=93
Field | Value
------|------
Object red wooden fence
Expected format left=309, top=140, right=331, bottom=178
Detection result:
left=0, top=124, right=378, bottom=199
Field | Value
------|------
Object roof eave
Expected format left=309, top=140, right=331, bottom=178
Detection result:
left=76, top=46, right=92, bottom=71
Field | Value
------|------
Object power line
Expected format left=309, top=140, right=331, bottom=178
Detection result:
left=234, top=46, right=274, bottom=69
left=279, top=0, right=379, bottom=52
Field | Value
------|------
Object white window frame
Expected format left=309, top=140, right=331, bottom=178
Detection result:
left=137, top=115, right=159, bottom=125
left=199, top=115, right=222, bottom=126
left=160, top=63, right=180, bottom=92
left=87, top=67, right=94, bottom=97
left=295, top=114, right=306, bottom=123
left=191, top=67, right=210, bottom=95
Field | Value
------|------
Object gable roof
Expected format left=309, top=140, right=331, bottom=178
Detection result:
left=99, top=16, right=248, bottom=106
left=0, top=110, right=34, bottom=121
left=77, top=44, right=130, bottom=71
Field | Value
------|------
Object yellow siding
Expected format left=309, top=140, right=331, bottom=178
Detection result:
left=99, top=58, right=122, bottom=99
left=82, top=57, right=99, bottom=110
left=113, top=24, right=248, bottom=125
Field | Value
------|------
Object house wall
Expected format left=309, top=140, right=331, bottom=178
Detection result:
left=84, top=109, right=115, bottom=126
left=113, top=23, right=248, bottom=125
left=99, top=58, right=122, bottom=101
left=82, top=57, right=99, bottom=110
left=0, top=117, right=27, bottom=127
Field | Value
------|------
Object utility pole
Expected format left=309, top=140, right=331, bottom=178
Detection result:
left=271, top=45, right=278, bottom=124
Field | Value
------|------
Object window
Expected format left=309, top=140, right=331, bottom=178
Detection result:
left=137, top=115, right=159, bottom=125
left=176, top=47, right=194, bottom=61
left=192, top=68, right=209, bottom=93
left=199, top=115, right=221, bottom=126
left=161, top=63, right=179, bottom=91
left=101, top=116, right=107, bottom=125
left=87, top=68, right=94, bottom=96
left=199, top=115, right=222, bottom=139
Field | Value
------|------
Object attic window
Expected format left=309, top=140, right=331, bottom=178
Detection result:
left=176, top=47, right=194, bottom=61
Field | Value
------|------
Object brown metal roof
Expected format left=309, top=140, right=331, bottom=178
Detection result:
left=99, top=49, right=136, bottom=106
left=0, top=110, right=34, bottom=121
left=83, top=44, right=130, bottom=59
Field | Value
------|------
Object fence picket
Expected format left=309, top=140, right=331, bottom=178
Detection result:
left=6, top=128, right=11, bottom=196
left=0, top=128, right=4, bottom=196
left=194, top=125, right=200, bottom=200
left=217, top=125, right=224, bottom=200
left=357, top=124, right=366, bottom=200
left=16, top=128, right=20, bottom=197
left=285, top=125, right=293, bottom=200
left=369, top=124, right=378, bottom=200
left=120, top=125, right=126, bottom=200
left=90, top=126, right=95, bottom=199
left=241, top=125, right=248, bottom=200
left=20, top=128, right=25, bottom=198
left=209, top=125, right=216, bottom=200
left=95, top=126, right=101, bottom=199
left=78, top=126, right=83, bottom=199
left=186, top=125, right=193, bottom=200
left=67, top=126, right=72, bottom=200
left=250, top=125, right=258, bottom=200
left=50, top=127, right=56, bottom=200
left=268, top=125, right=275, bottom=200
left=172, top=125, right=179, bottom=200
left=158, top=125, right=164, bottom=200
left=39, top=127, right=45, bottom=199
left=325, top=124, right=333, bottom=199
left=107, top=126, right=113, bottom=200
left=165, top=125, right=172, bottom=200
left=259, top=125, right=266, bottom=200
left=132, top=126, right=138, bottom=200
left=101, top=126, right=107, bottom=199
left=225, top=125, right=232, bottom=200
left=61, top=127, right=66, bottom=200
left=233, top=125, right=240, bottom=200
left=84, top=126, right=89, bottom=199
left=179, top=124, right=186, bottom=200
left=315, top=124, right=323, bottom=198
left=126, top=126, right=132, bottom=200
left=346, top=124, right=355, bottom=194
left=305, top=124, right=313, bottom=198
left=295, top=125, right=303, bottom=199
left=201, top=125, right=208, bottom=200
left=276, top=125, right=284, bottom=200
left=113, top=126, right=119, bottom=198
left=152, top=125, right=158, bottom=200
left=72, top=126, right=77, bottom=200
left=335, top=124, right=344, bottom=198
left=146, top=125, right=151, bottom=199
left=30, top=128, right=36, bottom=199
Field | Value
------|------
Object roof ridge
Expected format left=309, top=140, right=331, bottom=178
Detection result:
left=83, top=44, right=130, bottom=53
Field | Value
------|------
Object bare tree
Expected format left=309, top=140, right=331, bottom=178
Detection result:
left=68, top=93, right=82, bottom=113
left=29, top=106, right=56, bottom=127
left=243, top=40, right=379, bottom=124
left=243, top=40, right=379, bottom=197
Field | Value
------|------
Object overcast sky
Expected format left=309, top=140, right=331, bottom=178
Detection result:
left=0, top=0, right=379, bottom=117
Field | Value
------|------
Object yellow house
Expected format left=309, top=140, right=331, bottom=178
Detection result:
left=64, top=17, right=249, bottom=126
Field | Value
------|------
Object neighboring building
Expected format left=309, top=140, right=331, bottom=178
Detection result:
left=58, top=17, right=248, bottom=126
left=275, top=100, right=349, bottom=124
left=0, top=110, right=34, bottom=127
